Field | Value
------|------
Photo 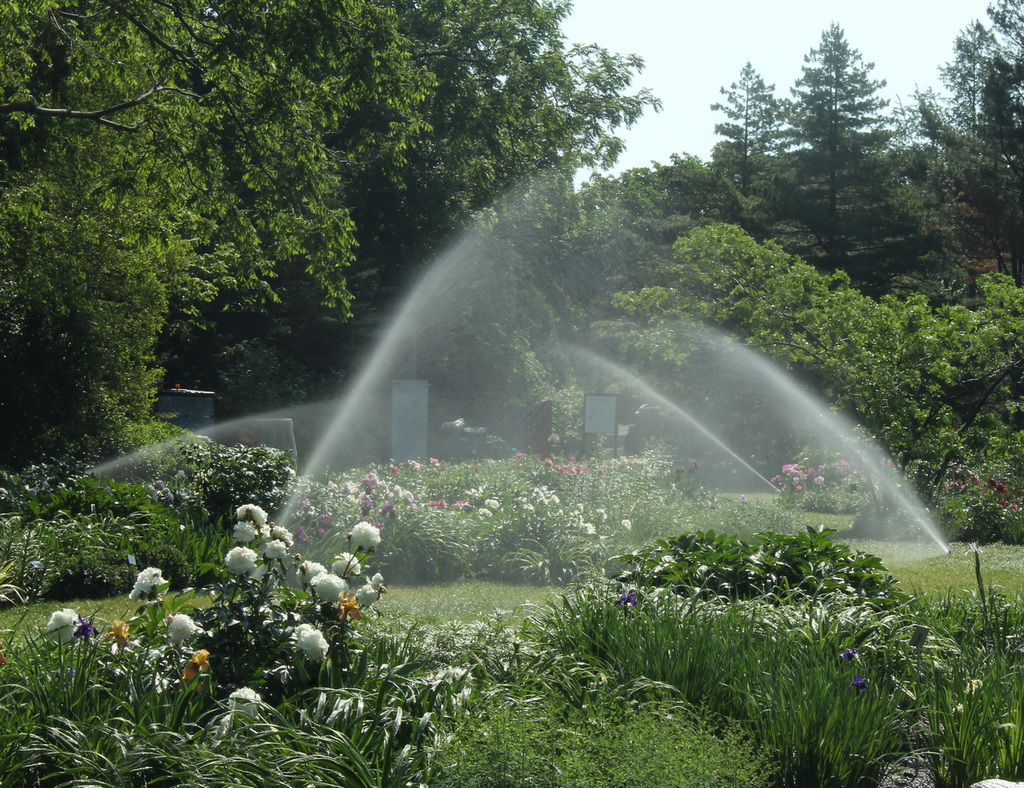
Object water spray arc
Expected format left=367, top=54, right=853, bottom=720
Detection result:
left=719, top=338, right=949, bottom=553
left=566, top=344, right=779, bottom=493
left=568, top=335, right=949, bottom=554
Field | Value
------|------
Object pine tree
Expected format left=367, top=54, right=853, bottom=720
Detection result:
left=711, top=61, right=786, bottom=196
left=783, top=24, right=933, bottom=292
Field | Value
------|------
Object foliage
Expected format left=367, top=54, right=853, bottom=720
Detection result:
left=921, top=4, right=1024, bottom=289
left=615, top=525, right=909, bottom=608
left=614, top=223, right=1024, bottom=497
left=0, top=471, right=193, bottom=600
left=433, top=696, right=773, bottom=788
left=528, top=581, right=913, bottom=788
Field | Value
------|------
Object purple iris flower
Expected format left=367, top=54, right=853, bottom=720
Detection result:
left=73, top=616, right=98, bottom=639
left=615, top=589, right=637, bottom=607
left=840, top=647, right=858, bottom=661
left=850, top=675, right=868, bottom=691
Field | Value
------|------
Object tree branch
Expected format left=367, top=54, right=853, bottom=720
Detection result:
left=0, top=80, right=196, bottom=131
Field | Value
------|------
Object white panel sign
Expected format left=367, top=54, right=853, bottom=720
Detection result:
left=584, top=394, right=617, bottom=435
left=391, top=380, right=428, bottom=462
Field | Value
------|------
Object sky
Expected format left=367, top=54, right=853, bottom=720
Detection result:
left=561, top=0, right=993, bottom=177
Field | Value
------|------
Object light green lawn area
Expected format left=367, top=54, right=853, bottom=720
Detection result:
left=3, top=544, right=1021, bottom=641
left=857, top=539, right=1024, bottom=596
left=0, top=581, right=562, bottom=641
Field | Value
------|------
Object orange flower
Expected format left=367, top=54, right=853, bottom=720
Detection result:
left=338, top=592, right=362, bottom=622
left=183, top=649, right=211, bottom=683
left=105, top=619, right=130, bottom=648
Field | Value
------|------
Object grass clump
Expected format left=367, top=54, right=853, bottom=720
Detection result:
left=433, top=699, right=773, bottom=788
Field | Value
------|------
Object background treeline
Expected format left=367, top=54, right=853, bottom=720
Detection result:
left=4, top=0, right=1024, bottom=502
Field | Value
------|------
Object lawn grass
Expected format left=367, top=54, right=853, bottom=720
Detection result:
left=0, top=582, right=561, bottom=643
left=379, top=579, right=561, bottom=622
left=4, top=544, right=1021, bottom=641
left=853, top=540, right=1024, bottom=596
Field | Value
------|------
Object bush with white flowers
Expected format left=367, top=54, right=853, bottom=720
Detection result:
left=42, top=499, right=388, bottom=709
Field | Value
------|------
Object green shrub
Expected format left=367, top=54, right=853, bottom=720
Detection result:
left=615, top=526, right=909, bottom=607
left=173, top=441, right=296, bottom=525
left=937, top=467, right=1024, bottom=544
left=47, top=548, right=139, bottom=600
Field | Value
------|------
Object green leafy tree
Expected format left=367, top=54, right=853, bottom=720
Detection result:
left=613, top=223, right=1024, bottom=488
left=0, top=0, right=432, bottom=464
left=343, top=0, right=659, bottom=309
left=1, top=0, right=431, bottom=313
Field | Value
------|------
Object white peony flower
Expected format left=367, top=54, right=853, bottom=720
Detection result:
left=228, top=687, right=262, bottom=716
left=332, top=552, right=361, bottom=577
left=354, top=582, right=379, bottom=608
left=45, top=608, right=78, bottom=643
left=269, top=524, right=294, bottom=547
left=355, top=572, right=386, bottom=608
left=349, top=521, right=382, bottom=552
left=477, top=508, right=492, bottom=517
left=225, top=546, right=259, bottom=576
left=484, top=498, right=500, bottom=510
left=298, top=561, right=328, bottom=588
left=310, top=572, right=347, bottom=603
left=262, top=539, right=289, bottom=562
left=235, top=504, right=268, bottom=527
left=232, top=521, right=259, bottom=543
left=166, top=613, right=200, bottom=646
left=294, top=623, right=329, bottom=660
left=129, top=566, right=166, bottom=600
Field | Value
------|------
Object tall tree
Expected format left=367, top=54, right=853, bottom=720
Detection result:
left=711, top=61, right=786, bottom=197
left=782, top=24, right=937, bottom=292
left=923, top=6, right=1024, bottom=288
left=940, top=21, right=999, bottom=134
left=0, top=0, right=432, bottom=463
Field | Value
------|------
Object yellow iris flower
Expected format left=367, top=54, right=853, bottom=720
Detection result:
left=183, top=649, right=211, bottom=683
left=338, top=592, right=362, bottom=622
left=105, top=619, right=130, bottom=648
